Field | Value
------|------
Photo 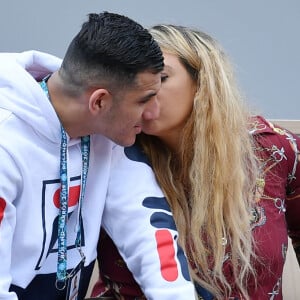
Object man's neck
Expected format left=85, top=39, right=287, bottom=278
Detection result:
left=46, top=72, right=86, bottom=138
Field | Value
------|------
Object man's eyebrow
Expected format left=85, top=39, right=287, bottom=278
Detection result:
left=140, top=91, right=157, bottom=102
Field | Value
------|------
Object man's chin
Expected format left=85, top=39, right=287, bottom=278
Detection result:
left=116, top=137, right=136, bottom=147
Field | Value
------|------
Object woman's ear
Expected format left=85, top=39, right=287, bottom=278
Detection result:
left=89, top=88, right=112, bottom=115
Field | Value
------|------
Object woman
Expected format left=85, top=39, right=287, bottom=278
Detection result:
left=92, top=25, right=300, bottom=299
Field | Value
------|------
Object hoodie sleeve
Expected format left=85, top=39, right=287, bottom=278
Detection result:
left=102, top=145, right=197, bottom=300
left=0, top=147, right=20, bottom=300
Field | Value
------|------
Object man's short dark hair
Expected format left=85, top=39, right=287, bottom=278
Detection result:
left=60, top=11, right=164, bottom=95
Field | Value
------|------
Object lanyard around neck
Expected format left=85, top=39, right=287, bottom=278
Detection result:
left=40, top=76, right=90, bottom=287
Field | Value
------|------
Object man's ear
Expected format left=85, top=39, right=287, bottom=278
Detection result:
left=89, top=88, right=112, bottom=115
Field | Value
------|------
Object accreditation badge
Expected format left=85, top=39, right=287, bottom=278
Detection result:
left=65, top=257, right=85, bottom=300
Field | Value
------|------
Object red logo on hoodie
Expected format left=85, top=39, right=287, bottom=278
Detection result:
left=0, top=197, right=6, bottom=225
left=53, top=185, right=80, bottom=208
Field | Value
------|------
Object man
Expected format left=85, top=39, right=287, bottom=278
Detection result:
left=0, top=12, right=163, bottom=300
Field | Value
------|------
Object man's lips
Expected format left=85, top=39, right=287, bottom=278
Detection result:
left=134, top=125, right=142, bottom=134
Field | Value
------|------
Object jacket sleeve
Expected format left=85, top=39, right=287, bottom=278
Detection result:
left=0, top=147, right=20, bottom=300
left=282, top=129, right=300, bottom=265
left=251, top=117, right=300, bottom=266
left=102, top=144, right=197, bottom=300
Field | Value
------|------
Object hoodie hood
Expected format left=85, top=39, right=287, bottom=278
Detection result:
left=0, top=50, right=63, bottom=143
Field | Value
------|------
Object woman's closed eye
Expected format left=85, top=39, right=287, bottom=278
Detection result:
left=161, top=74, right=168, bottom=83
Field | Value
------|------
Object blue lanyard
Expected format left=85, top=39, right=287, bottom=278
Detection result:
left=40, top=77, right=90, bottom=287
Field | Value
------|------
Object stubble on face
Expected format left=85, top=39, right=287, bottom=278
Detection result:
left=101, top=71, right=162, bottom=147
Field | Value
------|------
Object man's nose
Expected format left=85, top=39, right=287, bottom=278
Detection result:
left=142, top=97, right=160, bottom=120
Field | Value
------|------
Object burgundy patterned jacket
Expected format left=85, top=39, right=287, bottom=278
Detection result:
left=91, top=116, right=300, bottom=300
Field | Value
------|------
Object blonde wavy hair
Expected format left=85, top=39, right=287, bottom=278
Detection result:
left=138, top=25, right=259, bottom=299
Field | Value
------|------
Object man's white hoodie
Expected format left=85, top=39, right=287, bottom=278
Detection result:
left=0, top=50, right=197, bottom=300
left=0, top=50, right=114, bottom=299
